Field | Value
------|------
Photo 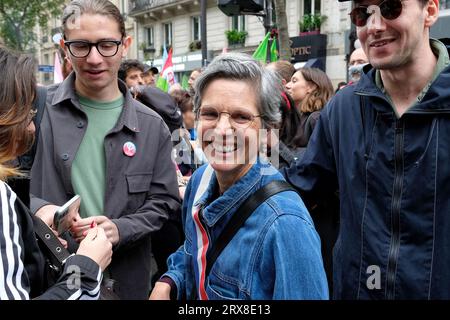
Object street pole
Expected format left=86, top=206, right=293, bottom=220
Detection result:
left=264, top=0, right=274, bottom=64
left=201, top=0, right=207, bottom=67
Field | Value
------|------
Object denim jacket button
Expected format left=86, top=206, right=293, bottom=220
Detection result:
left=77, top=121, right=84, bottom=128
left=62, top=153, right=69, bottom=161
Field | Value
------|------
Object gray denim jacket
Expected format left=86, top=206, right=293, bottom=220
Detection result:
left=30, top=74, right=181, bottom=299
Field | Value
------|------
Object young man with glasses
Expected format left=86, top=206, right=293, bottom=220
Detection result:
left=283, top=0, right=450, bottom=299
left=29, top=0, right=180, bottom=300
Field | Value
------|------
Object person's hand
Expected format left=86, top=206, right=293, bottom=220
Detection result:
left=149, top=282, right=171, bottom=300
left=71, top=216, right=120, bottom=246
left=35, top=204, right=59, bottom=228
left=76, top=227, right=112, bottom=272
left=70, top=217, right=93, bottom=243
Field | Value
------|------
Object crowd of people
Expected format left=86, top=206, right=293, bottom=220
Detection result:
left=1, top=0, right=450, bottom=301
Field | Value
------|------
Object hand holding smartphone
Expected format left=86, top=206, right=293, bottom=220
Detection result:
left=53, top=195, right=81, bottom=235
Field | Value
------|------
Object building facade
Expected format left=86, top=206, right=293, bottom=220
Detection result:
left=35, top=0, right=450, bottom=86
left=128, top=0, right=353, bottom=86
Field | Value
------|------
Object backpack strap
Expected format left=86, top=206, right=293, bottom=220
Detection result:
left=205, top=180, right=296, bottom=278
left=278, top=141, right=297, bottom=164
left=303, top=112, right=316, bottom=141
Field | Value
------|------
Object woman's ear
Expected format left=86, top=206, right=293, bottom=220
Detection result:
left=305, top=81, right=317, bottom=95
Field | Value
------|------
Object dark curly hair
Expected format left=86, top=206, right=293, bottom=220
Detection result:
left=118, top=59, right=145, bottom=82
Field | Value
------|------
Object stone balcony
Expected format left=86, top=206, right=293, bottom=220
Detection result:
left=128, top=0, right=200, bottom=17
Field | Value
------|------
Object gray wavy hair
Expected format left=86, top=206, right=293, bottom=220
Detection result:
left=193, top=53, right=282, bottom=128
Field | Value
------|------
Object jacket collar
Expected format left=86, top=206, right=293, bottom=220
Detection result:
left=354, top=62, right=450, bottom=114
left=51, top=73, right=139, bottom=133
left=196, top=159, right=275, bottom=227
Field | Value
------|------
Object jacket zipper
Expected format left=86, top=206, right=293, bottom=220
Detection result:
left=386, top=119, right=404, bottom=299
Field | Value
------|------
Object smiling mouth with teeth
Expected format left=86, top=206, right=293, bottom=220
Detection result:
left=213, top=144, right=237, bottom=153
left=371, top=39, right=394, bottom=48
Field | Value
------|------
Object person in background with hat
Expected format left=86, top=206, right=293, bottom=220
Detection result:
left=283, top=0, right=450, bottom=299
left=142, top=65, right=159, bottom=87
left=29, top=0, right=180, bottom=300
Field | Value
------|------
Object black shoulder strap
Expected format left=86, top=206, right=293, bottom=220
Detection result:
left=205, top=180, right=296, bottom=278
left=278, top=141, right=297, bottom=164
left=32, top=215, right=71, bottom=271
left=303, top=112, right=314, bottom=141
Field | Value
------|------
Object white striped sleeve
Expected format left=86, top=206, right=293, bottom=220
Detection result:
left=74, top=267, right=102, bottom=300
left=0, top=181, right=29, bottom=300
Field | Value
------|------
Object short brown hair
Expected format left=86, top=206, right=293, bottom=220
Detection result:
left=61, top=0, right=126, bottom=39
left=170, top=89, right=193, bottom=114
left=267, top=60, right=296, bottom=83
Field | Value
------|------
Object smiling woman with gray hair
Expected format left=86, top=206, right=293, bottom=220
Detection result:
left=150, top=53, right=328, bottom=300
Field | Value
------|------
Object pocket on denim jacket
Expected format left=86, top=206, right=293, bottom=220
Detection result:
left=205, top=272, right=242, bottom=300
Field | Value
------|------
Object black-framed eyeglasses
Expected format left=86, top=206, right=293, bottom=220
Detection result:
left=64, top=40, right=122, bottom=58
left=349, top=0, right=404, bottom=27
left=197, top=106, right=262, bottom=129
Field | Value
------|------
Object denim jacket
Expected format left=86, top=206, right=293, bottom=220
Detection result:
left=164, top=160, right=328, bottom=300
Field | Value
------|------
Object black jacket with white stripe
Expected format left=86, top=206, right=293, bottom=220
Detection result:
left=0, top=180, right=101, bottom=300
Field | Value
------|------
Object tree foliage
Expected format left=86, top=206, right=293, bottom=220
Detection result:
left=0, top=0, right=65, bottom=52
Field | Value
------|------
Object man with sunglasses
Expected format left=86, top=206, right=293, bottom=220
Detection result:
left=29, top=0, right=180, bottom=299
left=283, top=0, right=450, bottom=299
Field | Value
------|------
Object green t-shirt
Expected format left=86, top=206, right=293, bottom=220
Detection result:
left=71, top=95, right=123, bottom=218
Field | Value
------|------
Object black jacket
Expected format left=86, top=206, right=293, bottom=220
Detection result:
left=283, top=40, right=450, bottom=299
left=137, top=86, right=182, bottom=134
left=0, top=180, right=101, bottom=299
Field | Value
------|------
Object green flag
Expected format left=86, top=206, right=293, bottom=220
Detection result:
left=252, top=32, right=270, bottom=63
left=156, top=76, right=169, bottom=92
left=252, top=32, right=278, bottom=63
left=270, top=37, right=278, bottom=62
left=181, top=73, right=189, bottom=90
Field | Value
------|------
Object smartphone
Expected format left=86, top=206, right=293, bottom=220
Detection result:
left=53, top=195, right=81, bottom=235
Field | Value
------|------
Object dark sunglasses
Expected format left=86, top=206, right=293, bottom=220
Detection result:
left=349, top=0, right=404, bottom=27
